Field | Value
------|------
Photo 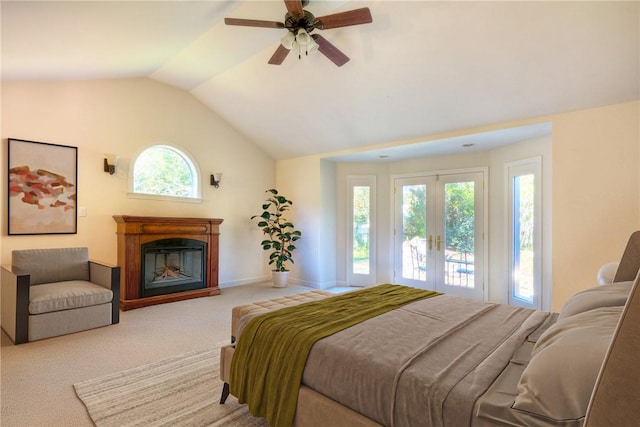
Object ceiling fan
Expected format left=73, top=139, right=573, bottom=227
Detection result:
left=224, top=0, right=373, bottom=66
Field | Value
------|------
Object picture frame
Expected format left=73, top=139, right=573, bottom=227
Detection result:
left=8, top=138, right=78, bottom=235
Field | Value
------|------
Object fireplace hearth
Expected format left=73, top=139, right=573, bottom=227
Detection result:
left=114, top=216, right=223, bottom=310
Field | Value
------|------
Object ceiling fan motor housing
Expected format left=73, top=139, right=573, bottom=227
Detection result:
left=284, top=10, right=317, bottom=34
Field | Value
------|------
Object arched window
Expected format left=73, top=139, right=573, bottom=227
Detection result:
left=131, top=145, right=200, bottom=200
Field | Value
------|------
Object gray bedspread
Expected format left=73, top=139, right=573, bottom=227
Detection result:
left=301, top=294, right=549, bottom=427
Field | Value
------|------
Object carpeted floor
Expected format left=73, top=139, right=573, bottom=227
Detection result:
left=1, top=282, right=348, bottom=426
left=74, top=344, right=266, bottom=427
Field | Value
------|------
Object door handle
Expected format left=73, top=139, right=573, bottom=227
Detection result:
left=436, top=235, right=441, bottom=251
left=427, top=235, right=433, bottom=251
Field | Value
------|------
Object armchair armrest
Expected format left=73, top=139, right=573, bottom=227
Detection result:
left=89, top=261, right=121, bottom=324
left=1, top=265, right=30, bottom=344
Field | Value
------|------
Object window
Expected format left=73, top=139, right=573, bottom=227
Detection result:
left=353, top=185, right=371, bottom=274
left=347, top=175, right=376, bottom=286
left=131, top=145, right=201, bottom=200
left=507, top=158, right=541, bottom=309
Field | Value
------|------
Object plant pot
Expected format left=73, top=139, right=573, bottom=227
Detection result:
left=271, top=270, right=290, bottom=288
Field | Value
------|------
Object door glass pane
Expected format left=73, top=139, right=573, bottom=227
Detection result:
left=444, top=181, right=475, bottom=288
left=352, top=186, right=370, bottom=274
left=402, top=184, right=427, bottom=280
left=513, top=174, right=534, bottom=303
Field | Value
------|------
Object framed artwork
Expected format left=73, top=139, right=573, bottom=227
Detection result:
left=8, top=138, right=78, bottom=235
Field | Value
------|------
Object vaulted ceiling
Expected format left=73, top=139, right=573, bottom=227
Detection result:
left=2, top=1, right=639, bottom=160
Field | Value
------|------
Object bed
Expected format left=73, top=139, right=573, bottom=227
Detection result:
left=220, top=234, right=640, bottom=427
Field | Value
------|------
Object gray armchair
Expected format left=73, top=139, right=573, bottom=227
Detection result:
left=1, top=247, right=120, bottom=344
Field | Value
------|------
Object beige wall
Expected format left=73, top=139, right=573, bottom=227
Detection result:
left=1, top=78, right=275, bottom=286
left=275, top=157, right=337, bottom=288
left=551, top=101, right=640, bottom=310
left=2, top=77, right=638, bottom=309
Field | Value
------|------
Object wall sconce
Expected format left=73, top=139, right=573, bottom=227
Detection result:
left=104, top=153, right=117, bottom=175
left=210, top=173, right=222, bottom=188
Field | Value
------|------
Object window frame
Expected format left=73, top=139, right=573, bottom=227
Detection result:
left=346, top=175, right=377, bottom=286
left=505, top=157, right=542, bottom=310
left=128, top=144, right=203, bottom=203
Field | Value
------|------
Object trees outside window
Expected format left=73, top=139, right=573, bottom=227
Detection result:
left=132, top=145, right=199, bottom=199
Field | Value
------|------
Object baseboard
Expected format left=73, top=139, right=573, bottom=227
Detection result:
left=219, top=276, right=270, bottom=288
left=289, top=277, right=337, bottom=290
left=220, top=276, right=340, bottom=290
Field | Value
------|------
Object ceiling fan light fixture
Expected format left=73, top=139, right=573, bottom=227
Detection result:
left=303, top=30, right=319, bottom=52
left=294, top=29, right=318, bottom=58
left=295, top=28, right=311, bottom=45
left=280, top=31, right=296, bottom=49
left=280, top=28, right=319, bottom=59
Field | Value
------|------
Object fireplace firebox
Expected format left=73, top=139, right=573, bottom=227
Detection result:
left=141, top=238, right=206, bottom=297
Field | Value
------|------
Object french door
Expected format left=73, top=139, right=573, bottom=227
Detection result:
left=393, top=171, right=485, bottom=300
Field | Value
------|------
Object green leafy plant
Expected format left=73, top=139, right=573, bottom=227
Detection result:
left=251, top=189, right=302, bottom=272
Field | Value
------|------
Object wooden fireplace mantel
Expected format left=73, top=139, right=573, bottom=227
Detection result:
left=113, top=215, right=223, bottom=310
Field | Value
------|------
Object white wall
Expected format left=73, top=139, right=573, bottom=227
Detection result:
left=319, top=160, right=337, bottom=285
left=1, top=78, right=275, bottom=287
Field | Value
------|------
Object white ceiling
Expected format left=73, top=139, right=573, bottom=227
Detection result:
left=1, top=1, right=639, bottom=161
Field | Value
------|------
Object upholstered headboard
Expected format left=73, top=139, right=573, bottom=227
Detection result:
left=613, top=230, right=640, bottom=282
left=584, top=270, right=640, bottom=426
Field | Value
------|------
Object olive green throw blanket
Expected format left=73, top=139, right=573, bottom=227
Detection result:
left=229, top=284, right=440, bottom=427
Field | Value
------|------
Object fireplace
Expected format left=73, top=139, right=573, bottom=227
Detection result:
left=113, top=216, right=223, bottom=310
left=141, top=238, right=206, bottom=297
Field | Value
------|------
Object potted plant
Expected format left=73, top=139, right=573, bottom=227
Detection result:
left=251, top=188, right=302, bottom=287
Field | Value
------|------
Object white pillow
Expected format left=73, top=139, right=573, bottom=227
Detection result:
left=512, top=306, right=622, bottom=421
left=597, top=262, right=619, bottom=285
left=557, top=281, right=632, bottom=321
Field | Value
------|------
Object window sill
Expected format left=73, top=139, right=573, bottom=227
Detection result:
left=127, top=192, right=203, bottom=204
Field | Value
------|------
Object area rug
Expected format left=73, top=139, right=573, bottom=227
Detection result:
left=74, top=344, right=267, bottom=427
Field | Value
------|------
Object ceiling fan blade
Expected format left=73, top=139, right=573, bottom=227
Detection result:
left=268, top=44, right=291, bottom=65
left=312, top=34, right=349, bottom=67
left=284, top=0, right=304, bottom=17
left=224, top=18, right=284, bottom=29
left=314, top=7, right=372, bottom=30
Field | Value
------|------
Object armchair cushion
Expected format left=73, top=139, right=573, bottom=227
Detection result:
left=29, top=280, right=113, bottom=315
left=12, top=248, right=89, bottom=285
